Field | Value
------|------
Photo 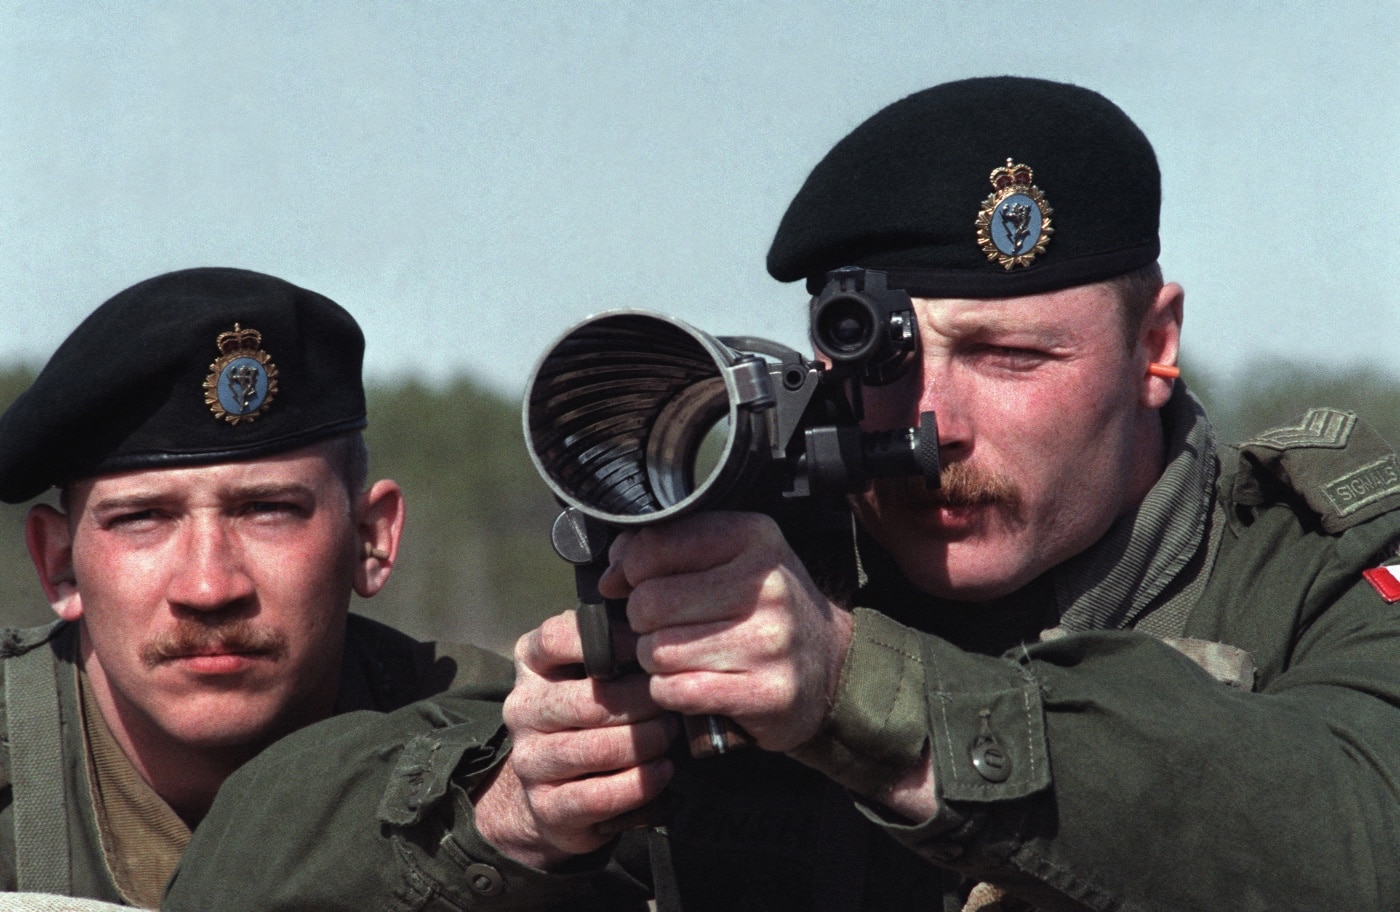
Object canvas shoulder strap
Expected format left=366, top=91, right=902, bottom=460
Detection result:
left=5, top=637, right=71, bottom=894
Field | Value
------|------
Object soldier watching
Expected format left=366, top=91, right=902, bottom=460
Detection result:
left=0, top=268, right=511, bottom=907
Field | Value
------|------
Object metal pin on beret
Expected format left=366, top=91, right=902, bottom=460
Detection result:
left=0, top=267, right=368, bottom=503
left=767, top=75, right=1161, bottom=298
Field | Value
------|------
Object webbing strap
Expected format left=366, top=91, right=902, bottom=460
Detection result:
left=6, top=642, right=72, bottom=893
left=648, top=827, right=684, bottom=912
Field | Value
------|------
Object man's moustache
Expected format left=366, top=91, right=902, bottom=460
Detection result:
left=876, top=461, right=1020, bottom=509
left=141, top=619, right=288, bottom=668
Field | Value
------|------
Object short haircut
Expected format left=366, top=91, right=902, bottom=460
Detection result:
left=1104, top=261, right=1164, bottom=349
left=325, top=431, right=371, bottom=497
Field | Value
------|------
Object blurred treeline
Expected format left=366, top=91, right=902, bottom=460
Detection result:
left=0, top=362, right=1396, bottom=656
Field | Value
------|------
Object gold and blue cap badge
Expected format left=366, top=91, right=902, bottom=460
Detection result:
left=205, top=323, right=279, bottom=424
left=976, top=159, right=1053, bottom=269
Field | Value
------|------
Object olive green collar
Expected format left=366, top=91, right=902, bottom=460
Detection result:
left=1052, top=383, right=1219, bottom=635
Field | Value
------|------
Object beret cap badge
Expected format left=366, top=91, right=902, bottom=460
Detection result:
left=203, top=323, right=279, bottom=425
left=975, top=159, right=1054, bottom=270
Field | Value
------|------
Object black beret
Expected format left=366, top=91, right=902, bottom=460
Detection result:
left=0, top=267, right=368, bottom=503
left=767, top=76, right=1160, bottom=298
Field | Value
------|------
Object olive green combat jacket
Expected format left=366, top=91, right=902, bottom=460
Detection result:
left=166, top=391, right=1400, bottom=911
left=0, top=613, right=512, bottom=905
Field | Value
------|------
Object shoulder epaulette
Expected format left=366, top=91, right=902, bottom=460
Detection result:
left=1231, top=408, right=1400, bottom=533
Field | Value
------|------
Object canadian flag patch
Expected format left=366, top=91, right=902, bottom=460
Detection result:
left=1363, top=565, right=1400, bottom=603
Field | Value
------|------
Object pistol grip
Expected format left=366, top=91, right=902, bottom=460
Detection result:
left=577, top=599, right=623, bottom=680
left=577, top=592, right=753, bottom=757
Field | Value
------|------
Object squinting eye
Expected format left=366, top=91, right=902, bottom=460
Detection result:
left=98, top=509, right=175, bottom=535
left=107, top=510, right=159, bottom=528
left=246, top=502, right=300, bottom=517
left=246, top=498, right=315, bottom=521
left=981, top=346, right=1049, bottom=368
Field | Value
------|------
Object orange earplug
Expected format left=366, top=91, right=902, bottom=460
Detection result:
left=1147, top=363, right=1180, bottom=379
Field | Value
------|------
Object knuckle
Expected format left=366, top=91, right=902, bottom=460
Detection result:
left=582, top=726, right=650, bottom=771
left=726, top=511, right=780, bottom=550
left=587, top=738, right=634, bottom=773
left=504, top=740, right=548, bottom=785
left=502, top=694, right=551, bottom=737
left=652, top=672, right=707, bottom=715
left=534, top=728, right=613, bottom=779
left=501, top=692, right=527, bottom=729
left=754, top=674, right=798, bottom=714
left=537, top=614, right=576, bottom=656
left=747, top=613, right=791, bottom=659
left=529, top=785, right=581, bottom=830
left=574, top=786, right=628, bottom=822
left=625, top=582, right=670, bottom=634
left=539, top=780, right=624, bottom=829
left=569, top=698, right=611, bottom=729
left=516, top=612, right=577, bottom=669
left=756, top=569, right=791, bottom=606
left=637, top=638, right=667, bottom=676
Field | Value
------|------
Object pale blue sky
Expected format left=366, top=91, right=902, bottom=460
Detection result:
left=2, top=1, right=1396, bottom=394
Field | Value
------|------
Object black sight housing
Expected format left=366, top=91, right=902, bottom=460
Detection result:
left=810, top=266, right=920, bottom=386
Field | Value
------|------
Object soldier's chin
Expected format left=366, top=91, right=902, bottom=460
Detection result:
left=858, top=502, right=1032, bottom=600
left=154, top=697, right=306, bottom=754
left=159, top=719, right=276, bottom=754
left=888, top=544, right=1030, bottom=602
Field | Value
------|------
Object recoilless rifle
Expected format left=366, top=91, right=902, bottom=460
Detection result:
left=522, top=267, right=941, bottom=756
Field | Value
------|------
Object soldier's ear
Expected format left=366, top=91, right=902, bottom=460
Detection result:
left=1138, top=281, right=1184, bottom=409
left=353, top=480, right=405, bottom=598
left=26, top=504, right=82, bottom=622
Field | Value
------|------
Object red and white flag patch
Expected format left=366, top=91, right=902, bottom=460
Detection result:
left=1363, top=565, right=1400, bottom=603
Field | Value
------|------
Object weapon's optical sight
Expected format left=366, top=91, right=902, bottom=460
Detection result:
left=810, top=266, right=920, bottom=386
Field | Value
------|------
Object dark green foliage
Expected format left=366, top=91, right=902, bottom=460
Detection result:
left=0, top=362, right=1394, bottom=653
left=0, top=366, right=53, bottom=629
left=1188, top=360, right=1400, bottom=448
left=355, top=379, right=569, bottom=653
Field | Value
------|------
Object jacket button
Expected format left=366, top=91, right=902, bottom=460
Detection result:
left=466, top=863, right=504, bottom=896
left=970, top=736, right=1011, bottom=783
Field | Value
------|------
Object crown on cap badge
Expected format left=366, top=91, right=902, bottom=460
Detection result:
left=975, top=159, right=1054, bottom=269
left=204, top=324, right=279, bottom=425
